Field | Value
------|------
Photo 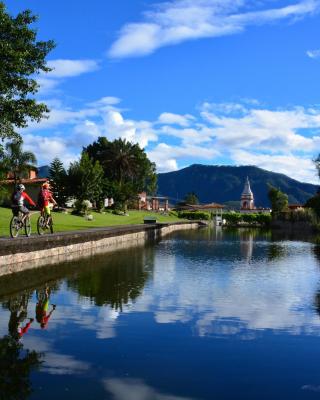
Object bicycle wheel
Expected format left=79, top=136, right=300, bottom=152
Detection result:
left=10, top=216, right=21, bottom=238
left=24, top=216, right=31, bottom=237
left=37, top=215, right=46, bottom=235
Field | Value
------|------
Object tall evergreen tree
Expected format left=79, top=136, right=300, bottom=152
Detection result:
left=49, top=158, right=67, bottom=206
left=0, top=2, right=55, bottom=140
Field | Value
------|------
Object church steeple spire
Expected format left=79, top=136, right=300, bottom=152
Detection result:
left=241, top=177, right=254, bottom=210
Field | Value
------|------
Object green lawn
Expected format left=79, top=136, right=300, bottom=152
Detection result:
left=0, top=207, right=181, bottom=237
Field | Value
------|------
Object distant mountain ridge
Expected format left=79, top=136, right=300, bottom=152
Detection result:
left=157, top=164, right=318, bottom=207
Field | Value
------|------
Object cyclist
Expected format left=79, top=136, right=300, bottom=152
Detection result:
left=11, top=183, right=36, bottom=218
left=38, top=182, right=57, bottom=221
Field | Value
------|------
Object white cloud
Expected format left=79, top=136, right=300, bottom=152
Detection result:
left=47, top=59, right=99, bottom=78
left=23, top=133, right=77, bottom=167
left=37, top=59, right=99, bottom=95
left=158, top=112, right=195, bottom=127
left=22, top=95, right=320, bottom=182
left=21, top=98, right=158, bottom=165
left=88, top=96, right=122, bottom=107
left=148, top=142, right=219, bottom=172
left=109, top=0, right=320, bottom=58
left=231, top=150, right=317, bottom=183
left=307, top=49, right=320, bottom=58
left=201, top=103, right=320, bottom=153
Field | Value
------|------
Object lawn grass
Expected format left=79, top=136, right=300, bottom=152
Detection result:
left=0, top=207, right=181, bottom=237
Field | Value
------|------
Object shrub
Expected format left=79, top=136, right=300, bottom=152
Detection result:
left=256, top=213, right=272, bottom=226
left=223, top=212, right=242, bottom=225
left=178, top=211, right=210, bottom=220
left=72, top=199, right=92, bottom=215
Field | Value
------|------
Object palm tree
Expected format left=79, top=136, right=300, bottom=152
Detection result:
left=2, top=140, right=37, bottom=185
left=104, top=139, right=139, bottom=185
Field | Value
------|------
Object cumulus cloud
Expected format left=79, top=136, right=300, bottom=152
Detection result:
left=21, top=97, right=159, bottom=165
left=22, top=95, right=320, bottom=182
left=231, top=150, right=317, bottom=183
left=201, top=102, right=320, bottom=153
left=109, top=0, right=320, bottom=58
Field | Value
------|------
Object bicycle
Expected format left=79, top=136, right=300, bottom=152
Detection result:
left=37, top=210, right=54, bottom=235
left=10, top=208, right=32, bottom=238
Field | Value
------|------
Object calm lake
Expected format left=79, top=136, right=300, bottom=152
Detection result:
left=1, top=228, right=320, bottom=400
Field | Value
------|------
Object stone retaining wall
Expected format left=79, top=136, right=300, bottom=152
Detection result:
left=0, top=222, right=200, bottom=276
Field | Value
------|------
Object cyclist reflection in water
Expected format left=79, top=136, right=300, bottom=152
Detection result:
left=36, top=287, right=56, bottom=329
left=8, top=294, right=34, bottom=340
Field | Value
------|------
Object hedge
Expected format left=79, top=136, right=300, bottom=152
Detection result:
left=178, top=211, right=210, bottom=220
left=222, top=212, right=271, bottom=226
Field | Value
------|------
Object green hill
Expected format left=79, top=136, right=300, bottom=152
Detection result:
left=157, top=164, right=318, bottom=207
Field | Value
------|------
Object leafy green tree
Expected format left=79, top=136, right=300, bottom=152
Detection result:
left=0, top=2, right=55, bottom=140
left=0, top=145, right=8, bottom=201
left=268, top=185, right=288, bottom=216
left=305, top=192, right=320, bottom=218
left=184, top=192, right=199, bottom=205
left=85, top=137, right=157, bottom=210
left=1, top=140, right=37, bottom=184
left=49, top=158, right=67, bottom=206
left=67, top=152, right=105, bottom=205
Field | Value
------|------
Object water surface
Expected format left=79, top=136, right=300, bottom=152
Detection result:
left=1, top=228, right=320, bottom=400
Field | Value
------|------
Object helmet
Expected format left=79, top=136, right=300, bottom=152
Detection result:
left=17, top=184, right=25, bottom=191
left=42, top=182, right=50, bottom=189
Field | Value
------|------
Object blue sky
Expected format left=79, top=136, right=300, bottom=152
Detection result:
left=5, top=0, right=320, bottom=182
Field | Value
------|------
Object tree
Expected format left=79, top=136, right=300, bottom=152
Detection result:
left=85, top=137, right=157, bottom=209
left=1, top=140, right=37, bottom=184
left=67, top=152, right=105, bottom=205
left=305, top=191, right=320, bottom=218
left=0, top=2, right=55, bottom=140
left=268, top=185, right=288, bottom=216
left=49, top=158, right=67, bottom=206
left=184, top=192, right=199, bottom=205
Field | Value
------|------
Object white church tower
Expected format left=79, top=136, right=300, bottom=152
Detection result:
left=241, top=177, right=254, bottom=210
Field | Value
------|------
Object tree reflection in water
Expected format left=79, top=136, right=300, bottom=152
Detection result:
left=67, top=247, right=153, bottom=310
left=0, top=291, right=42, bottom=400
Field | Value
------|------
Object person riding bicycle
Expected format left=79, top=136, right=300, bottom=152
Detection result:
left=11, top=184, right=36, bottom=216
left=38, top=182, right=57, bottom=217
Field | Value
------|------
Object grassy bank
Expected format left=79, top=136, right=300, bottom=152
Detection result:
left=0, top=207, right=181, bottom=237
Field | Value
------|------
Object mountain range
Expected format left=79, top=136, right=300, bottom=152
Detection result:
left=157, top=164, right=318, bottom=207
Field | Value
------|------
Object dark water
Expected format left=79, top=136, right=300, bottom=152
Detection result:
left=1, top=228, right=320, bottom=400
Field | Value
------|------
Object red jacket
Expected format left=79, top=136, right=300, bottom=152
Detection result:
left=12, top=191, right=36, bottom=207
